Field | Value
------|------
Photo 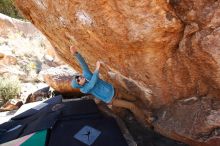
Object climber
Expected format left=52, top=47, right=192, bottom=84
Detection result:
left=70, top=46, right=154, bottom=125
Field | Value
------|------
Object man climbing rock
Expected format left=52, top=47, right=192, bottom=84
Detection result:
left=70, top=46, right=154, bottom=126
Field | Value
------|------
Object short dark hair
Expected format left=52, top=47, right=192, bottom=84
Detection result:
left=75, top=75, right=81, bottom=80
left=75, top=75, right=81, bottom=83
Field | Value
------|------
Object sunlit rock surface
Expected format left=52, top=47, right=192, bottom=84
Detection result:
left=0, top=13, right=71, bottom=106
left=14, top=0, right=220, bottom=145
left=14, top=0, right=183, bottom=107
left=0, top=13, right=63, bottom=82
left=41, top=65, right=80, bottom=93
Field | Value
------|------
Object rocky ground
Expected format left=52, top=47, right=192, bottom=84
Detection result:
left=0, top=13, right=77, bottom=111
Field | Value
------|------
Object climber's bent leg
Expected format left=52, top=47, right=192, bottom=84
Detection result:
left=111, top=98, right=151, bottom=125
left=114, top=88, right=137, bottom=102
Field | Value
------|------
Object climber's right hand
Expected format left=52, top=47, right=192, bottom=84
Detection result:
left=96, top=61, right=101, bottom=71
left=70, top=46, right=77, bottom=54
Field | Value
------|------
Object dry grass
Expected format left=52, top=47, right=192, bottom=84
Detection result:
left=0, top=76, right=21, bottom=103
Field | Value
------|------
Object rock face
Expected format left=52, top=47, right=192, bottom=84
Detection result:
left=14, top=0, right=220, bottom=145
left=41, top=65, right=80, bottom=93
left=14, top=0, right=184, bottom=107
left=155, top=96, right=220, bottom=146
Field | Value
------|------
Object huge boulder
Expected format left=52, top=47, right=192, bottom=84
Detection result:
left=14, top=0, right=220, bottom=145
left=14, top=0, right=183, bottom=107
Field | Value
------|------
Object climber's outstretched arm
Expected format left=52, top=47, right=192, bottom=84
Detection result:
left=70, top=46, right=92, bottom=76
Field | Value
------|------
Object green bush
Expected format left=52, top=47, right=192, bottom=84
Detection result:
left=0, top=77, right=21, bottom=103
left=0, top=0, right=23, bottom=19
